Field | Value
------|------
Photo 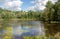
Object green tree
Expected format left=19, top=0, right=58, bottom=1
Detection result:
left=44, top=1, right=54, bottom=22
left=53, top=0, right=60, bottom=21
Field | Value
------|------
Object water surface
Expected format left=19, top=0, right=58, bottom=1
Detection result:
left=0, top=20, right=45, bottom=39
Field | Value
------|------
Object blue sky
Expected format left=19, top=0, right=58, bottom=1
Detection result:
left=0, top=0, right=57, bottom=11
left=21, top=0, right=34, bottom=11
left=0, top=0, right=34, bottom=11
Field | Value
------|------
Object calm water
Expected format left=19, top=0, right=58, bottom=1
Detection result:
left=0, top=20, right=45, bottom=39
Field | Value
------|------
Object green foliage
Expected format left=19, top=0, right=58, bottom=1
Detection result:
left=53, top=0, right=60, bottom=21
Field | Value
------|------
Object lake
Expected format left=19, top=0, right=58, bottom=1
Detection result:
left=0, top=20, right=45, bottom=39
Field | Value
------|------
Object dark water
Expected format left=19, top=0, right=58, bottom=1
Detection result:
left=0, top=20, right=45, bottom=39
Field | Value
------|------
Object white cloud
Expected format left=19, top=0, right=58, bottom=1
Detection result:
left=0, top=0, right=58, bottom=11
left=27, top=0, right=48, bottom=11
left=0, top=0, right=23, bottom=11
left=51, top=0, right=57, bottom=4
left=27, top=0, right=57, bottom=11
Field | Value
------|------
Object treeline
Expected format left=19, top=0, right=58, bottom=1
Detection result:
left=43, top=0, right=60, bottom=22
left=0, top=0, right=60, bottom=22
left=0, top=8, right=41, bottom=20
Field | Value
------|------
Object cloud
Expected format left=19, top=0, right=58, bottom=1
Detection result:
left=51, top=0, right=57, bottom=4
left=0, top=0, right=58, bottom=11
left=27, top=0, right=48, bottom=11
left=27, top=0, right=57, bottom=11
left=0, top=0, right=23, bottom=11
left=27, top=5, right=45, bottom=11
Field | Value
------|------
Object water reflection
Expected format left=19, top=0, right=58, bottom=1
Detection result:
left=0, top=20, right=45, bottom=39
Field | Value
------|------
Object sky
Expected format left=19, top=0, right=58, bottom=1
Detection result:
left=0, top=0, right=57, bottom=11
